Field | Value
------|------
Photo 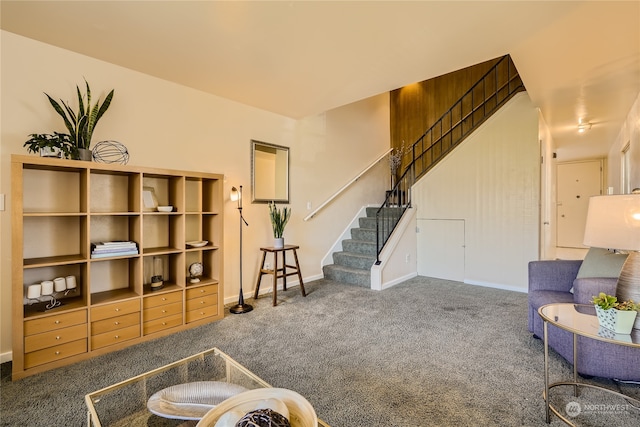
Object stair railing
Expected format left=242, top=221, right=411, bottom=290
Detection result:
left=304, top=148, right=392, bottom=221
left=375, top=55, right=525, bottom=263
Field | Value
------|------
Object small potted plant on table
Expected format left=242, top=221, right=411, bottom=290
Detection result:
left=592, top=292, right=639, bottom=334
left=268, top=201, right=291, bottom=249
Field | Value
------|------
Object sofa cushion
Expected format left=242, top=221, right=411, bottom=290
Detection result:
left=528, top=290, right=575, bottom=310
left=576, top=247, right=627, bottom=279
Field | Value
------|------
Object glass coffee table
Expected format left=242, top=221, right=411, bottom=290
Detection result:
left=538, top=303, right=640, bottom=426
left=86, top=347, right=330, bottom=426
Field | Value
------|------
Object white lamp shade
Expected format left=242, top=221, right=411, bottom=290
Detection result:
left=230, top=187, right=240, bottom=202
left=583, top=195, right=640, bottom=250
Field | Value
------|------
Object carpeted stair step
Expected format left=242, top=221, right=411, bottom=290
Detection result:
left=350, top=227, right=377, bottom=242
left=342, top=239, right=376, bottom=256
left=333, top=251, right=376, bottom=270
left=322, top=264, right=371, bottom=288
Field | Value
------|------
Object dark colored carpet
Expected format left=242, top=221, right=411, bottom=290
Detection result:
left=1, top=277, right=638, bottom=426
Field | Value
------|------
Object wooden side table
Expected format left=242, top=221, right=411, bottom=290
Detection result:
left=254, top=245, right=306, bottom=306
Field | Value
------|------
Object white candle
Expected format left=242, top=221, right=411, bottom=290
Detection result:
left=27, top=284, right=41, bottom=299
left=54, top=277, right=66, bottom=292
left=65, top=275, right=77, bottom=289
left=41, top=280, right=54, bottom=295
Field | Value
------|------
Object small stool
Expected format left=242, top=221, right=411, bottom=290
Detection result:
left=254, top=245, right=306, bottom=306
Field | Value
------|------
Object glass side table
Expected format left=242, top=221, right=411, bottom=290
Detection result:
left=538, top=303, right=640, bottom=426
left=86, top=347, right=330, bottom=426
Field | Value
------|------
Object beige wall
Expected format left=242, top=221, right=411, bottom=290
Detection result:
left=607, top=92, right=640, bottom=193
left=413, top=93, right=540, bottom=291
left=0, top=31, right=390, bottom=361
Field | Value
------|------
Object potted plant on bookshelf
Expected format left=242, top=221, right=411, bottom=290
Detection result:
left=24, top=80, right=114, bottom=161
left=23, top=132, right=74, bottom=159
left=592, top=292, right=639, bottom=334
left=268, top=201, right=291, bottom=249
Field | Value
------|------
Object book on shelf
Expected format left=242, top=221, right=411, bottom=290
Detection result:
left=91, top=241, right=137, bottom=251
left=90, top=249, right=139, bottom=259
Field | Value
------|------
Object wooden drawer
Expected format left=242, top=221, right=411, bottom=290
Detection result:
left=186, top=306, right=218, bottom=323
left=91, top=325, right=140, bottom=350
left=91, top=299, right=140, bottom=322
left=91, top=312, right=140, bottom=336
left=185, top=295, right=217, bottom=312
left=143, top=313, right=183, bottom=335
left=143, top=291, right=183, bottom=309
left=24, top=323, right=88, bottom=353
left=144, top=301, right=183, bottom=322
left=24, top=339, right=87, bottom=369
left=186, top=284, right=218, bottom=300
left=24, top=310, right=87, bottom=336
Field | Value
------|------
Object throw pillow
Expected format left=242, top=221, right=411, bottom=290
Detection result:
left=576, top=247, right=628, bottom=279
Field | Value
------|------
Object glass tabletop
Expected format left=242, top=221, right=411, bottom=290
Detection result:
left=538, top=303, right=640, bottom=347
left=86, top=347, right=330, bottom=426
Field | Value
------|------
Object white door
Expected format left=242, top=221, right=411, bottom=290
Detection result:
left=417, top=219, right=465, bottom=281
left=556, top=160, right=603, bottom=248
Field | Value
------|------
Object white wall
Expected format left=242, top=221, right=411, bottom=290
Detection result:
left=0, top=31, right=390, bottom=361
left=413, top=93, right=540, bottom=292
left=607, top=92, right=640, bottom=192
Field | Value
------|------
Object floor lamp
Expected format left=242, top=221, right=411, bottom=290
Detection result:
left=230, top=185, right=253, bottom=314
left=583, top=194, right=640, bottom=327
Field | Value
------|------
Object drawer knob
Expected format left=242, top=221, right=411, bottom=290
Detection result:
left=200, top=312, right=205, bottom=315
left=115, top=308, right=120, bottom=312
left=162, top=297, right=167, bottom=301
left=55, top=336, right=61, bottom=340
left=200, top=301, right=205, bottom=304
left=55, top=351, right=60, bottom=355
left=162, top=322, right=167, bottom=326
left=200, top=289, right=205, bottom=293
left=115, top=335, right=119, bottom=339
left=162, top=310, right=167, bottom=313
left=55, top=320, right=61, bottom=324
left=114, top=322, right=120, bottom=325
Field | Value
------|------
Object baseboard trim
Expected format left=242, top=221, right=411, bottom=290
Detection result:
left=464, top=279, right=528, bottom=294
left=380, top=272, right=418, bottom=290
left=223, top=274, right=324, bottom=305
left=1, top=351, right=13, bottom=363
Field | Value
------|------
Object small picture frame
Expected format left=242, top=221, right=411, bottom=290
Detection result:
left=142, top=187, right=158, bottom=211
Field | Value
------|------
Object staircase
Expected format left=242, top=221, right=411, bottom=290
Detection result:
left=323, top=207, right=400, bottom=287
left=322, top=55, right=525, bottom=288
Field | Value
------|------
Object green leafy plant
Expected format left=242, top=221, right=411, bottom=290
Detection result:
left=268, top=201, right=291, bottom=238
left=592, top=292, right=619, bottom=310
left=592, top=292, right=639, bottom=311
left=44, top=80, right=114, bottom=151
left=23, top=132, right=74, bottom=158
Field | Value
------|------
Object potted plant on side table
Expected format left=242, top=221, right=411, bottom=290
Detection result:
left=592, top=292, right=639, bottom=334
left=24, top=80, right=114, bottom=161
left=268, top=201, right=291, bottom=249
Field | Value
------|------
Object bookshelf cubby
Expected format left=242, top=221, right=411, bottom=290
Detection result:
left=11, top=155, right=224, bottom=380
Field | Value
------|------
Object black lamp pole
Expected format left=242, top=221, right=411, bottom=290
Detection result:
left=230, top=185, right=253, bottom=314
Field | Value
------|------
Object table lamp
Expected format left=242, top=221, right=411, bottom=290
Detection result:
left=583, top=194, right=640, bottom=327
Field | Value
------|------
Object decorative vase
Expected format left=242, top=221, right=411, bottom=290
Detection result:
left=274, top=237, right=284, bottom=249
left=76, top=148, right=93, bottom=161
left=594, top=305, right=638, bottom=334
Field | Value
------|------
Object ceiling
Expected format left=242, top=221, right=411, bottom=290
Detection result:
left=2, top=1, right=639, bottom=160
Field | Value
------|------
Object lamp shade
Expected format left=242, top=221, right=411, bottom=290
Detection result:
left=583, top=195, right=640, bottom=251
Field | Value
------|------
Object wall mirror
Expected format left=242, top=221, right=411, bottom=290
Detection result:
left=251, top=140, right=289, bottom=203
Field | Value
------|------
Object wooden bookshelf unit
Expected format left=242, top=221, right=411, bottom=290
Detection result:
left=11, top=155, right=224, bottom=380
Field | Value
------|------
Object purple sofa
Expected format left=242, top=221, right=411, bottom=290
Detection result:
left=528, top=259, right=640, bottom=382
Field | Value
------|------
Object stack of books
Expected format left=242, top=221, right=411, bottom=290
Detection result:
left=91, top=241, right=139, bottom=259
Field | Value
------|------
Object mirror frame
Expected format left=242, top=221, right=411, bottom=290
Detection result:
left=250, top=139, right=290, bottom=204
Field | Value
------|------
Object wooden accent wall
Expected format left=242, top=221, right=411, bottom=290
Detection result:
left=390, top=57, right=502, bottom=168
